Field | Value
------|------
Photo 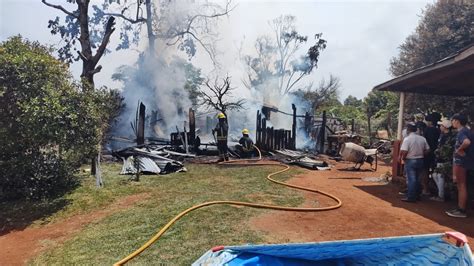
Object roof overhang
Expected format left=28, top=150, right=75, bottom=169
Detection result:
left=374, top=44, right=474, bottom=96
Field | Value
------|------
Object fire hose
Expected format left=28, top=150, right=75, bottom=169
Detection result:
left=114, top=146, right=342, bottom=265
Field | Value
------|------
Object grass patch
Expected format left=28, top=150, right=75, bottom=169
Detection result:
left=31, top=163, right=305, bottom=265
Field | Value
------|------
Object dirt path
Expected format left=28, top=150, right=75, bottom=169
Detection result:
left=0, top=193, right=150, bottom=266
left=251, top=160, right=474, bottom=249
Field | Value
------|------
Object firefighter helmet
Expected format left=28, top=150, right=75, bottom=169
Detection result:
left=217, top=113, right=226, bottom=119
left=242, top=128, right=250, bottom=135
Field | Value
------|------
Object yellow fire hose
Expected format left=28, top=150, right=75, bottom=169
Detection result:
left=114, top=146, right=342, bottom=265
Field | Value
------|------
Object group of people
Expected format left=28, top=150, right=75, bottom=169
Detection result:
left=212, top=112, right=255, bottom=162
left=399, top=113, right=473, bottom=218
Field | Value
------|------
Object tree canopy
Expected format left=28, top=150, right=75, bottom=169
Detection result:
left=389, top=0, right=474, bottom=118
left=243, top=15, right=327, bottom=96
left=0, top=36, right=119, bottom=199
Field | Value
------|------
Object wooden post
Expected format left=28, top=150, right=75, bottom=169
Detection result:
left=397, top=92, right=405, bottom=140
left=287, top=130, right=291, bottom=149
left=351, top=118, right=355, bottom=133
left=262, top=118, right=267, bottom=150
left=292, top=104, right=297, bottom=149
left=319, top=111, right=327, bottom=154
left=392, top=140, right=402, bottom=177
left=189, top=108, right=195, bottom=145
left=270, top=127, right=274, bottom=150
left=256, top=111, right=261, bottom=146
left=137, top=102, right=146, bottom=145
left=393, top=92, right=406, bottom=178
left=183, top=122, right=189, bottom=154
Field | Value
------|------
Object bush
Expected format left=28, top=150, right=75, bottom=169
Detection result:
left=0, top=36, right=120, bottom=200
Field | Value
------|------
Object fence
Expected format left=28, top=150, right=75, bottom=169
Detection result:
left=255, top=104, right=297, bottom=151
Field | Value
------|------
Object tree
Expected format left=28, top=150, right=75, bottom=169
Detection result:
left=344, top=95, right=363, bottom=108
left=43, top=0, right=116, bottom=89
left=93, top=0, right=232, bottom=61
left=390, top=0, right=474, bottom=117
left=293, top=74, right=341, bottom=114
left=163, top=58, right=205, bottom=108
left=243, top=15, right=327, bottom=96
left=0, top=36, right=112, bottom=199
left=198, top=75, right=245, bottom=118
left=363, top=90, right=399, bottom=141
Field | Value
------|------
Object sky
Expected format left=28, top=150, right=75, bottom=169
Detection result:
left=0, top=0, right=434, bottom=101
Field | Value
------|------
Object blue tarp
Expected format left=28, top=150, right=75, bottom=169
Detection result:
left=193, top=233, right=474, bottom=265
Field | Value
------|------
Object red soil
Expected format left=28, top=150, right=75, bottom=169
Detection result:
left=250, top=160, right=474, bottom=250
left=0, top=193, right=150, bottom=266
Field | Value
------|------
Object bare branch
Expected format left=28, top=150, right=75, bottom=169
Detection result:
left=103, top=12, right=146, bottom=24
left=42, top=0, right=78, bottom=18
left=92, top=16, right=116, bottom=65
left=198, top=74, right=245, bottom=114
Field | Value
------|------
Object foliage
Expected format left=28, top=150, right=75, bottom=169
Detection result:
left=171, top=58, right=204, bottom=107
left=243, top=15, right=327, bottom=96
left=91, top=0, right=232, bottom=61
left=0, top=36, right=118, bottom=200
left=43, top=0, right=116, bottom=88
left=343, top=95, right=363, bottom=107
left=293, top=74, right=341, bottom=114
left=390, top=0, right=474, bottom=118
left=363, top=90, right=399, bottom=135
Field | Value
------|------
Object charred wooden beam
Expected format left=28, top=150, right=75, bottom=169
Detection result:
left=137, top=102, right=146, bottom=145
left=291, top=104, right=297, bottom=150
left=319, top=110, right=327, bottom=154
left=189, top=108, right=196, bottom=144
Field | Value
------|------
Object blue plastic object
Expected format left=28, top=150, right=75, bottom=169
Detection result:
left=193, top=233, right=474, bottom=265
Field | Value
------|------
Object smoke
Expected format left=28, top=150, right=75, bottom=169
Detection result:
left=111, top=2, right=317, bottom=150
left=113, top=45, right=191, bottom=138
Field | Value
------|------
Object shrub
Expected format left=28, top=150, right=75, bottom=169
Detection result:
left=0, top=36, right=121, bottom=199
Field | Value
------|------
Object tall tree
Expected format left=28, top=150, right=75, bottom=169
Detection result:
left=344, top=95, right=363, bottom=108
left=93, top=0, right=232, bottom=61
left=43, top=0, right=116, bottom=90
left=389, top=0, right=474, bottom=117
left=243, top=15, right=327, bottom=96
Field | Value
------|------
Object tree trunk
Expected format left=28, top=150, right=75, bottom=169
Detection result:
left=367, top=114, right=372, bottom=145
left=77, top=1, right=95, bottom=90
left=145, top=0, right=155, bottom=53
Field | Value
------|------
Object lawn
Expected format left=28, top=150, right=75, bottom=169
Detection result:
left=30, top=162, right=305, bottom=265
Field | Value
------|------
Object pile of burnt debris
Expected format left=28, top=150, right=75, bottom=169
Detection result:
left=108, top=103, right=332, bottom=175
left=110, top=140, right=330, bottom=176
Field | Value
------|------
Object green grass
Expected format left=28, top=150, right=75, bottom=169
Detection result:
left=30, top=163, right=305, bottom=265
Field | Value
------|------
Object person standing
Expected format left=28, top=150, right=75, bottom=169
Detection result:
left=398, top=124, right=430, bottom=202
left=421, top=114, right=441, bottom=196
left=431, top=118, right=455, bottom=202
left=446, top=114, right=471, bottom=218
left=213, top=113, right=229, bottom=162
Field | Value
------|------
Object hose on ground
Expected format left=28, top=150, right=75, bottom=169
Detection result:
left=114, top=146, right=342, bottom=265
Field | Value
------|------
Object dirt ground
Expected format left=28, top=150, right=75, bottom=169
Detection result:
left=251, top=159, right=474, bottom=250
left=2, top=159, right=474, bottom=265
left=0, top=193, right=150, bottom=266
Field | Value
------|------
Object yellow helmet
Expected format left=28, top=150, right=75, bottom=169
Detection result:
left=242, top=128, right=249, bottom=135
left=217, top=113, right=226, bottom=119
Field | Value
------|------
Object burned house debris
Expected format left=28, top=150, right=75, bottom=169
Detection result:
left=110, top=96, right=388, bottom=177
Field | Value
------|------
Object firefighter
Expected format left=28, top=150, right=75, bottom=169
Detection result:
left=236, top=128, right=255, bottom=158
left=212, top=113, right=229, bottom=162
